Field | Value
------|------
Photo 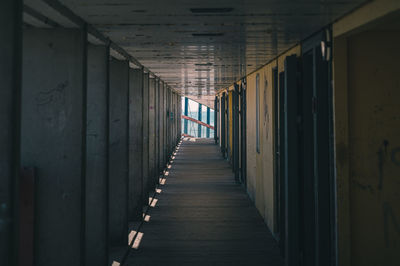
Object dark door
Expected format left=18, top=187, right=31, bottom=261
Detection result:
left=278, top=71, right=286, bottom=257
left=300, top=49, right=316, bottom=266
left=240, top=79, right=247, bottom=186
left=233, top=84, right=240, bottom=182
left=300, top=29, right=334, bottom=266
left=226, top=92, right=230, bottom=160
left=273, top=67, right=281, bottom=242
left=283, top=55, right=301, bottom=266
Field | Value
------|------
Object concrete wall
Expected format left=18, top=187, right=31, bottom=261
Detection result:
left=142, top=73, right=150, bottom=202
left=159, top=82, right=165, bottom=171
left=154, top=80, right=159, bottom=178
left=148, top=78, right=156, bottom=191
left=128, top=68, right=143, bottom=221
left=21, top=28, right=85, bottom=266
left=164, top=85, right=168, bottom=163
left=86, top=44, right=109, bottom=265
left=0, top=1, right=21, bottom=265
left=108, top=59, right=129, bottom=246
left=333, top=2, right=400, bottom=264
left=166, top=89, right=170, bottom=155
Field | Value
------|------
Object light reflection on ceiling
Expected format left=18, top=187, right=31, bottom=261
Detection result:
left=24, top=0, right=367, bottom=107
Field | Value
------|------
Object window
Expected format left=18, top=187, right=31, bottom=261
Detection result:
left=256, top=73, right=260, bottom=153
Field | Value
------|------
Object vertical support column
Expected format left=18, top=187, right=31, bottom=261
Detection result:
left=21, top=28, right=86, bottom=266
left=178, top=95, right=182, bottom=139
left=158, top=82, right=164, bottom=172
left=173, top=93, right=176, bottom=143
left=109, top=59, right=129, bottom=246
left=226, top=93, right=230, bottom=159
left=170, top=90, right=173, bottom=152
left=214, top=97, right=218, bottom=143
left=206, top=107, right=211, bottom=138
left=240, top=81, right=247, bottom=185
left=148, top=78, right=156, bottom=191
left=172, top=93, right=176, bottom=144
left=166, top=89, right=170, bottom=157
left=221, top=92, right=226, bottom=156
left=142, top=73, right=149, bottom=204
left=85, top=44, right=109, bottom=265
left=154, top=79, right=159, bottom=179
left=184, top=97, right=189, bottom=134
left=0, top=1, right=21, bottom=265
left=164, top=85, right=168, bottom=164
left=128, top=68, right=143, bottom=221
left=198, top=103, right=202, bottom=138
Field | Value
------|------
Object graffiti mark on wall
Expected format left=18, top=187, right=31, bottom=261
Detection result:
left=383, top=201, right=400, bottom=247
left=391, top=147, right=400, bottom=167
left=377, top=140, right=389, bottom=190
left=36, top=81, right=68, bottom=130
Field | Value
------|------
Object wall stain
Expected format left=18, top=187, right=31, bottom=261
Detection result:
left=383, top=201, right=400, bottom=247
left=391, top=147, right=400, bottom=167
left=352, top=179, right=374, bottom=194
left=36, top=81, right=68, bottom=130
left=377, top=140, right=390, bottom=190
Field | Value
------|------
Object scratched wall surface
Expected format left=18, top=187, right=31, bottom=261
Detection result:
left=347, top=30, right=400, bottom=266
left=21, top=28, right=85, bottom=266
left=109, top=59, right=129, bottom=246
left=0, top=1, right=20, bottom=265
left=86, top=44, right=109, bottom=265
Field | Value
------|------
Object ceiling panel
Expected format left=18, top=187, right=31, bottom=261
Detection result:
left=24, top=0, right=367, bottom=107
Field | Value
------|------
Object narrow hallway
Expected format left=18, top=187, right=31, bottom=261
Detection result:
left=125, top=138, right=283, bottom=265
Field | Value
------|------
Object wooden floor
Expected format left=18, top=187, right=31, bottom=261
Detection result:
left=124, top=138, right=284, bottom=266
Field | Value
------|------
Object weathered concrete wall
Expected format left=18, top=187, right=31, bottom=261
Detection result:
left=128, top=68, right=143, bottom=221
left=163, top=85, right=168, bottom=164
left=172, top=92, right=176, bottom=146
left=155, top=80, right=159, bottom=177
left=159, top=82, right=165, bottom=171
left=148, top=78, right=156, bottom=191
left=333, top=2, right=400, bottom=265
left=166, top=89, right=170, bottom=158
left=108, top=59, right=129, bottom=246
left=142, top=73, right=149, bottom=203
left=85, top=44, right=109, bottom=265
left=21, top=28, right=85, bottom=266
left=0, top=1, right=21, bottom=265
left=334, top=29, right=400, bottom=266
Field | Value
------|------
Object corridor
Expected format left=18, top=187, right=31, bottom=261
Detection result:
left=124, top=138, right=283, bottom=266
left=2, top=1, right=400, bottom=266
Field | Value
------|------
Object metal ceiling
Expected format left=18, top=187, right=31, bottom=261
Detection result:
left=23, top=0, right=367, bottom=107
